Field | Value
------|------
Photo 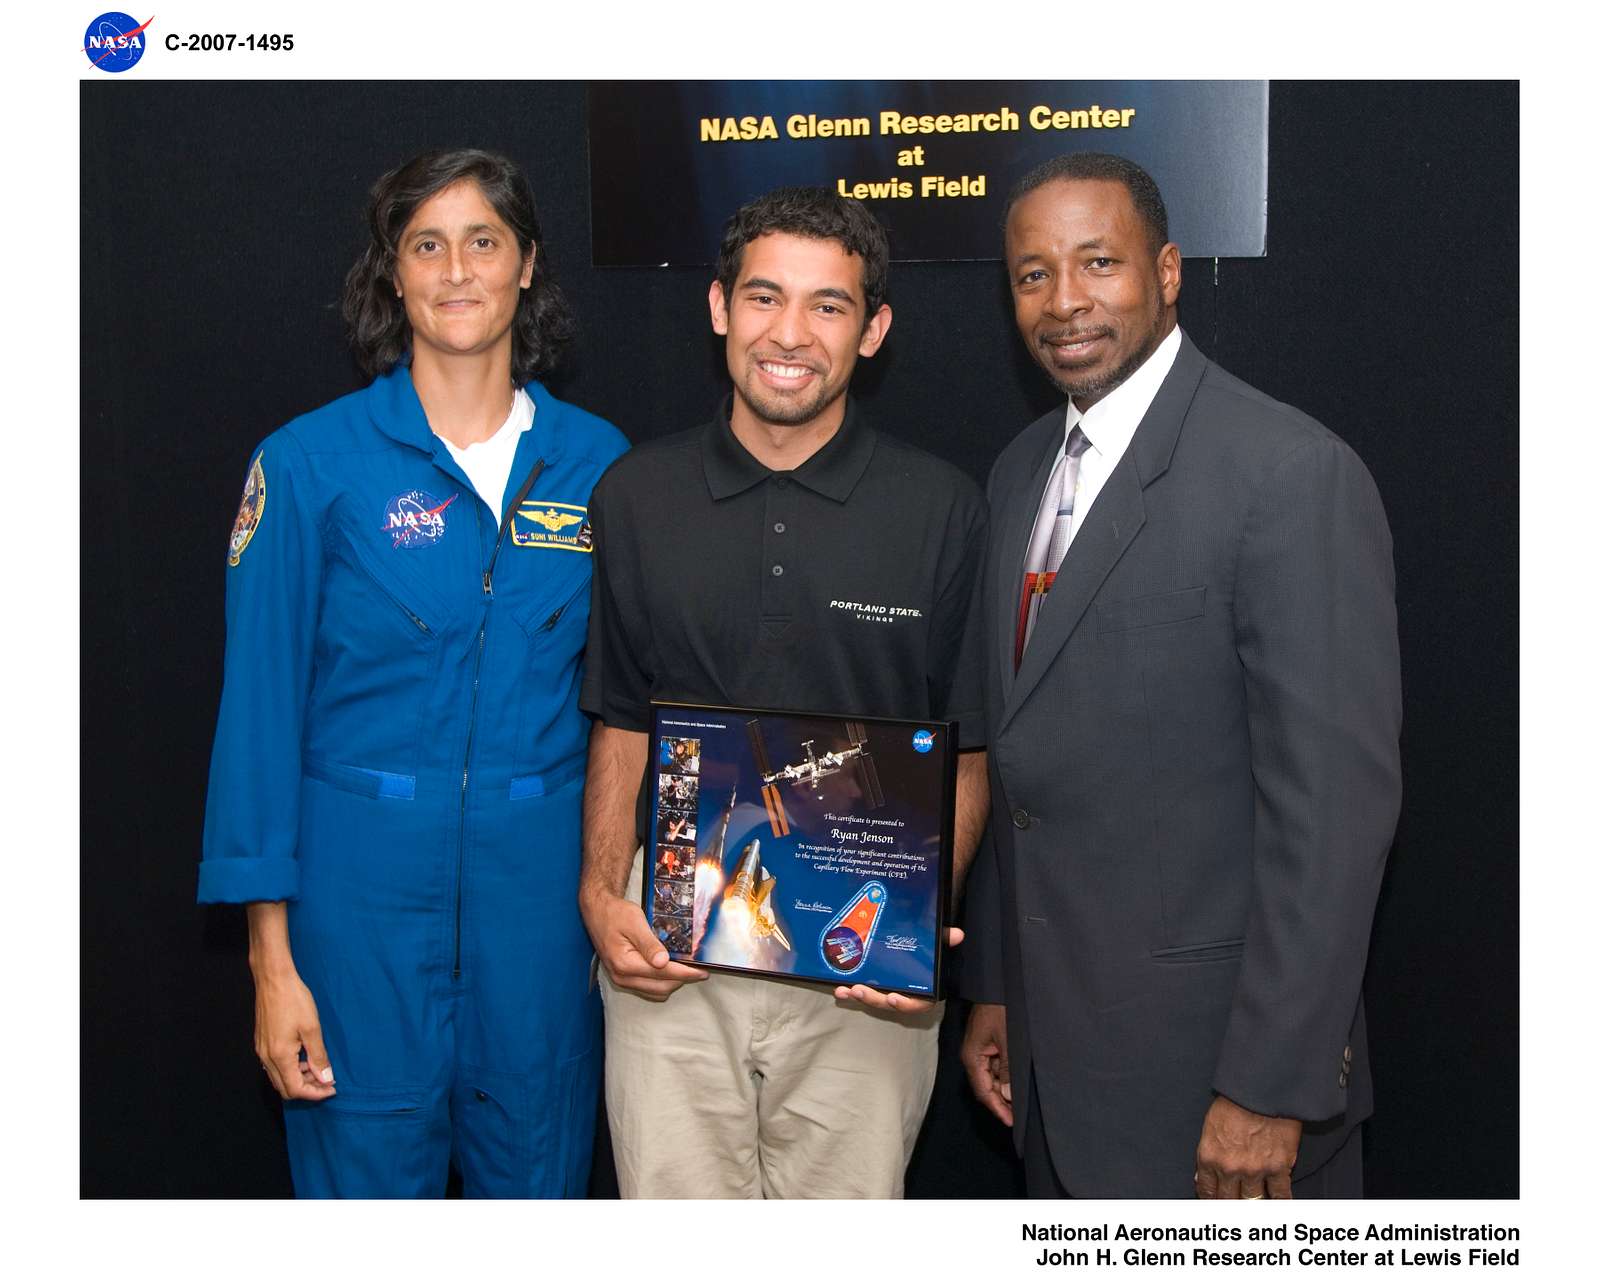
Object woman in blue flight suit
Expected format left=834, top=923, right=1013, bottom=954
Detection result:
left=199, top=150, right=627, bottom=1197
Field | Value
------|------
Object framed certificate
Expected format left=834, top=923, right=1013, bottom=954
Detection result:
left=644, top=702, right=957, bottom=998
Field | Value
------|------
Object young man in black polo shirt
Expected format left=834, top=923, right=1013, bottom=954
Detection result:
left=578, top=187, right=991, bottom=1199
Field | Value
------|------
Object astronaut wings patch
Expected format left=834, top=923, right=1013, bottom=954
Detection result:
left=511, top=500, right=592, bottom=552
left=228, top=453, right=266, bottom=567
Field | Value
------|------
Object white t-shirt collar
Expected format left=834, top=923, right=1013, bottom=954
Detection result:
left=440, top=387, right=535, bottom=525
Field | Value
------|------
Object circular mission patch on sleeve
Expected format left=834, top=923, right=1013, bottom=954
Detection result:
left=228, top=452, right=266, bottom=567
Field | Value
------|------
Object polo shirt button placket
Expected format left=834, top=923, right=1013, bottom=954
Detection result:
left=761, top=478, right=793, bottom=622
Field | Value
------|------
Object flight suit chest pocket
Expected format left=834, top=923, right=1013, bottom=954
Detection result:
left=308, top=534, right=451, bottom=785
left=333, top=527, right=452, bottom=641
left=1096, top=586, right=1207, bottom=635
left=510, top=569, right=592, bottom=788
left=512, top=570, right=590, bottom=645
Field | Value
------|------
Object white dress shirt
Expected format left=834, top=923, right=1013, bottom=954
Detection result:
left=1054, top=324, right=1183, bottom=555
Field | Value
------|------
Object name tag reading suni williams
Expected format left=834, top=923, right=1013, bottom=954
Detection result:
left=511, top=501, right=592, bottom=552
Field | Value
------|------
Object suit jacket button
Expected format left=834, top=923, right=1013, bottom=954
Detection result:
left=1343, top=1045, right=1352, bottom=1064
left=1012, top=808, right=1030, bottom=829
left=1337, top=1071, right=1348, bottom=1089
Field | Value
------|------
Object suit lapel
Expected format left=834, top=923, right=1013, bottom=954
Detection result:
left=996, top=334, right=1209, bottom=738
left=1001, top=460, right=1145, bottom=734
left=993, top=411, right=1067, bottom=706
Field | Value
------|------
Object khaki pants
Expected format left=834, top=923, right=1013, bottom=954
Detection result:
left=600, top=848, right=940, bottom=1198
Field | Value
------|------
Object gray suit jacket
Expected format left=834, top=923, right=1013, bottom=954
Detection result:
left=964, top=333, right=1401, bottom=1197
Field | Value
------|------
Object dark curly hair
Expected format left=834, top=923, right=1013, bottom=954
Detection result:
left=1004, top=152, right=1170, bottom=259
left=715, top=186, right=889, bottom=322
left=342, top=149, right=576, bottom=384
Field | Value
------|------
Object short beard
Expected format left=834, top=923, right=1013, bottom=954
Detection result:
left=735, top=368, right=845, bottom=428
left=1045, top=302, right=1168, bottom=402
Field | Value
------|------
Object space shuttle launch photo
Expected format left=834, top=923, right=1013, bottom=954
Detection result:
left=720, top=837, right=791, bottom=951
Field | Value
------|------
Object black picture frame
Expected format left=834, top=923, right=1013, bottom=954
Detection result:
left=644, top=701, right=957, bottom=998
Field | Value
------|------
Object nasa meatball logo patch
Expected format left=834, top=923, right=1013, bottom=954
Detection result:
left=383, top=490, right=457, bottom=549
left=227, top=453, right=266, bottom=567
left=511, top=501, right=592, bottom=552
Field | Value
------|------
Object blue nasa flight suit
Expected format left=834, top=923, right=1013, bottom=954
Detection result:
left=199, top=366, right=628, bottom=1198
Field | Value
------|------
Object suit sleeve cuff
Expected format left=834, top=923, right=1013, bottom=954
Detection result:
left=1211, top=1048, right=1348, bottom=1124
left=197, top=856, right=300, bottom=904
left=948, top=707, right=986, bottom=751
left=957, top=959, right=1006, bottom=1004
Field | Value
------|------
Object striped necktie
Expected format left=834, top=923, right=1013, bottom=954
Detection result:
left=1015, top=425, right=1092, bottom=668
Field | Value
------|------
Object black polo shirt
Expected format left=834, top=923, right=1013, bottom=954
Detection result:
left=582, top=397, right=987, bottom=836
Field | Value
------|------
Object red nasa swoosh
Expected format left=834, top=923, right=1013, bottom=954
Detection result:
left=83, top=14, right=155, bottom=66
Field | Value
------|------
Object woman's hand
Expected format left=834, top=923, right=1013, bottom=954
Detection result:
left=246, top=902, right=336, bottom=1101
left=252, top=966, right=336, bottom=1100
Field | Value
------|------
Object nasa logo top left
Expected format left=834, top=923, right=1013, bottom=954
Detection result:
left=83, top=13, right=152, bottom=73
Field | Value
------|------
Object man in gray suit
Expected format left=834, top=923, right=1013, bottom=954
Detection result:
left=959, top=153, right=1401, bottom=1199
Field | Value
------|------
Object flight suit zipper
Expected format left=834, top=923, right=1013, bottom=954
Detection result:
left=454, top=457, right=546, bottom=981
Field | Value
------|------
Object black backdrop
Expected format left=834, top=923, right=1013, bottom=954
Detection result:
left=80, top=81, right=1518, bottom=1199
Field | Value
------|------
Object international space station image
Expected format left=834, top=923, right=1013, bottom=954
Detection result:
left=745, top=716, right=884, bottom=838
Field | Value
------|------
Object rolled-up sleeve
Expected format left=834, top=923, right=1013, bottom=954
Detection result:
left=198, top=433, right=322, bottom=904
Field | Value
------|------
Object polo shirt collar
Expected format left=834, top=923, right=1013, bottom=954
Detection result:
left=701, top=395, right=877, bottom=503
